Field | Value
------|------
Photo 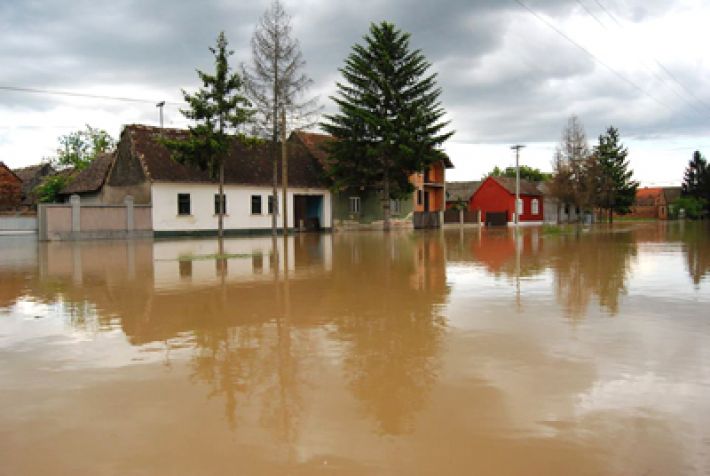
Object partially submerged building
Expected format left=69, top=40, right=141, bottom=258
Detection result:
left=292, top=131, right=452, bottom=229
left=469, top=176, right=544, bottom=226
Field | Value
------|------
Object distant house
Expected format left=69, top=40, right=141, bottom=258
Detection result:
left=445, top=181, right=481, bottom=209
left=12, top=162, right=55, bottom=207
left=292, top=131, right=453, bottom=229
left=469, top=176, right=544, bottom=226
left=98, top=124, right=331, bottom=236
left=57, top=153, right=116, bottom=203
left=626, top=186, right=681, bottom=220
left=0, top=162, right=23, bottom=210
left=536, top=181, right=580, bottom=224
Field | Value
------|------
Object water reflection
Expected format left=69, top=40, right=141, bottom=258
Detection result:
left=1, top=224, right=709, bottom=474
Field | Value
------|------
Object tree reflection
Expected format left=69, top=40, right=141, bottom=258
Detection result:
left=331, top=233, right=448, bottom=435
left=681, top=223, right=710, bottom=286
left=551, top=231, right=637, bottom=318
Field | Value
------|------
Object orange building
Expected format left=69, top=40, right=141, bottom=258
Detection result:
left=625, top=187, right=681, bottom=220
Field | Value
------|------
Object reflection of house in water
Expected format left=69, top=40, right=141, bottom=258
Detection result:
left=4, top=233, right=452, bottom=439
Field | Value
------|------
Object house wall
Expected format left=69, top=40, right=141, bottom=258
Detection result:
left=332, top=189, right=413, bottom=226
left=151, top=182, right=332, bottom=234
left=469, top=178, right=543, bottom=223
left=412, top=162, right=446, bottom=213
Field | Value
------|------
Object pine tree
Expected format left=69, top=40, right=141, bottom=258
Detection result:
left=593, top=126, right=638, bottom=223
left=165, top=32, right=252, bottom=240
left=682, top=151, right=708, bottom=196
left=321, top=21, right=454, bottom=230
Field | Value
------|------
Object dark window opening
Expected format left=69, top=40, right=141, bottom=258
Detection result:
left=251, top=195, right=262, bottom=215
left=417, top=190, right=423, bottom=206
left=214, top=194, right=227, bottom=215
left=178, top=193, right=191, bottom=215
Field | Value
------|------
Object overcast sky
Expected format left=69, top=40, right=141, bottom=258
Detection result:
left=1, top=0, right=708, bottom=185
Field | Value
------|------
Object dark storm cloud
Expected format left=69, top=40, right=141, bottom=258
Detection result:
left=0, top=0, right=707, bottom=143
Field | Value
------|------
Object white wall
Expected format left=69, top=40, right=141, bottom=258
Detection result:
left=151, top=235, right=333, bottom=290
left=151, top=182, right=331, bottom=232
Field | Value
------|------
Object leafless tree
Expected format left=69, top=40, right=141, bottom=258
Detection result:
left=550, top=115, right=591, bottom=223
left=243, top=0, right=319, bottom=236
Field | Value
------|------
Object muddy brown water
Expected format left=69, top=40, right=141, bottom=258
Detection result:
left=1, top=222, right=709, bottom=475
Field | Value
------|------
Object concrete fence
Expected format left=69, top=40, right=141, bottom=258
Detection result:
left=38, top=195, right=152, bottom=241
left=0, top=216, right=37, bottom=233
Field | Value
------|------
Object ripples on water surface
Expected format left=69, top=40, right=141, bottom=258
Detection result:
left=1, top=222, right=709, bottom=475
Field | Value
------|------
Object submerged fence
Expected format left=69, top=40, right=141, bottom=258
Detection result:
left=443, top=209, right=480, bottom=224
left=38, top=195, right=152, bottom=241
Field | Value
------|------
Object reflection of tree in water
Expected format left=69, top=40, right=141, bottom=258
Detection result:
left=331, top=233, right=448, bottom=435
left=190, top=324, right=264, bottom=429
left=681, top=223, right=710, bottom=286
left=552, top=231, right=637, bottom=318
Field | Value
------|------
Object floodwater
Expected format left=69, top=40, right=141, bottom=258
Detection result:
left=1, top=223, right=709, bottom=475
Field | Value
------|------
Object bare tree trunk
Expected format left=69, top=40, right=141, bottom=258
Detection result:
left=383, top=168, right=391, bottom=231
left=281, top=109, right=288, bottom=235
left=218, top=160, right=224, bottom=240
left=271, top=37, right=279, bottom=239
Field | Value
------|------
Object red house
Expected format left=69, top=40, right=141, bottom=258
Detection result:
left=469, top=176, right=543, bottom=225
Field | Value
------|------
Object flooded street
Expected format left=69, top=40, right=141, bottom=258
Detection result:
left=1, top=223, right=709, bottom=475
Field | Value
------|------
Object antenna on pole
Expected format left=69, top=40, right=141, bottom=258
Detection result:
left=156, top=101, right=165, bottom=128
left=511, top=145, right=526, bottom=226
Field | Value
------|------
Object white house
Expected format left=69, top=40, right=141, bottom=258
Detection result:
left=98, top=124, right=332, bottom=236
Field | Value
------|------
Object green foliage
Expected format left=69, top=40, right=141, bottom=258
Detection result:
left=673, top=196, right=707, bottom=220
left=681, top=151, right=710, bottom=212
left=54, top=125, right=115, bottom=170
left=35, top=174, right=69, bottom=203
left=321, top=21, right=454, bottom=216
left=590, top=126, right=638, bottom=218
left=164, top=31, right=253, bottom=179
left=485, top=165, right=551, bottom=182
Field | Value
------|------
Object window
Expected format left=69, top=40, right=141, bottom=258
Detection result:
left=177, top=193, right=191, bottom=215
left=349, top=196, right=361, bottom=214
left=390, top=199, right=401, bottom=215
left=417, top=189, right=423, bottom=206
left=531, top=199, right=539, bottom=215
left=268, top=195, right=277, bottom=215
left=214, top=193, right=227, bottom=215
left=516, top=198, right=523, bottom=215
left=251, top=195, right=262, bottom=215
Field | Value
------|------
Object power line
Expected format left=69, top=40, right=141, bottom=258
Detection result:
left=591, top=0, right=710, bottom=113
left=513, top=0, right=674, bottom=113
left=573, top=0, right=706, bottom=117
left=0, top=85, right=182, bottom=107
left=575, top=0, right=607, bottom=29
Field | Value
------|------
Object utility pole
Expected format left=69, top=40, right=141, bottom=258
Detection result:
left=511, top=145, right=525, bottom=226
left=156, top=101, right=165, bottom=128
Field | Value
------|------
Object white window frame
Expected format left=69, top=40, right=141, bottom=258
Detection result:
left=349, top=196, right=361, bottom=214
left=531, top=198, right=539, bottom=215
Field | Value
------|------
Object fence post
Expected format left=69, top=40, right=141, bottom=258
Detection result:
left=477, top=209, right=482, bottom=224
left=70, top=194, right=81, bottom=237
left=124, top=195, right=134, bottom=234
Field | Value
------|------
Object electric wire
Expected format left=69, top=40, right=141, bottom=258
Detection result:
left=591, top=0, right=710, bottom=113
left=0, top=85, right=182, bottom=106
left=513, top=0, right=675, bottom=114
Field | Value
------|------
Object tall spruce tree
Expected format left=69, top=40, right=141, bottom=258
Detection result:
left=165, top=32, right=252, bottom=240
left=592, top=126, right=638, bottom=223
left=321, top=21, right=454, bottom=230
